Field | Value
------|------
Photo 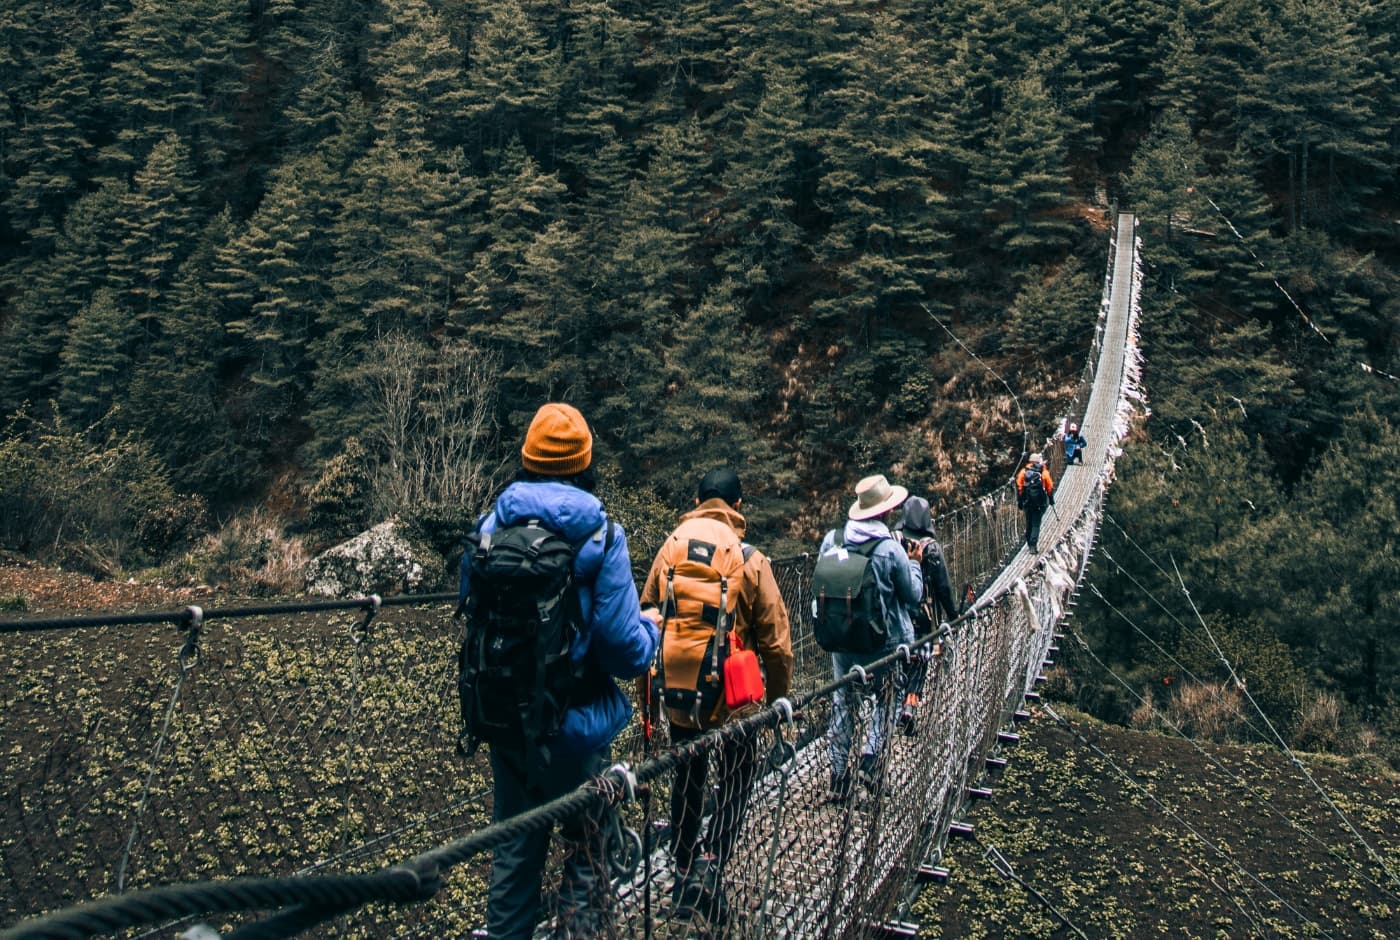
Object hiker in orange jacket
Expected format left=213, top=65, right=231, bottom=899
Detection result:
left=1015, top=453, right=1055, bottom=552
left=638, top=468, right=793, bottom=927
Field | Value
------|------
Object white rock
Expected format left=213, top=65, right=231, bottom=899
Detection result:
left=303, top=519, right=427, bottom=598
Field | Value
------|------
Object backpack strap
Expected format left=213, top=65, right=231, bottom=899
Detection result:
left=845, top=538, right=882, bottom=557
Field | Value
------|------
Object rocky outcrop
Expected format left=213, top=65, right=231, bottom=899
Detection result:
left=303, top=519, right=428, bottom=597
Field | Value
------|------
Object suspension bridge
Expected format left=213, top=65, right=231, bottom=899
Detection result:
left=0, top=214, right=1143, bottom=939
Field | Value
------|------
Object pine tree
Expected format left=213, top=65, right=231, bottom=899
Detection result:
left=583, top=120, right=711, bottom=452
left=456, top=141, right=576, bottom=421
left=1122, top=109, right=1210, bottom=293
left=108, top=133, right=202, bottom=341
left=551, top=1, right=642, bottom=206
left=807, top=11, right=953, bottom=338
left=713, top=63, right=806, bottom=308
left=1202, top=144, right=1282, bottom=318
left=56, top=288, right=131, bottom=429
left=127, top=211, right=257, bottom=497
left=636, top=280, right=775, bottom=497
left=460, top=0, right=562, bottom=163
left=99, top=0, right=247, bottom=183
left=970, top=69, right=1077, bottom=267
left=0, top=180, right=127, bottom=413
left=368, top=0, right=471, bottom=164
left=1237, top=0, right=1388, bottom=233
left=1236, top=411, right=1400, bottom=712
left=6, top=45, right=98, bottom=246
left=308, top=140, right=481, bottom=455
left=212, top=153, right=346, bottom=435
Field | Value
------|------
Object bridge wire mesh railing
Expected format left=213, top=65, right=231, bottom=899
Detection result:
left=0, top=484, right=1110, bottom=940
left=0, top=222, right=1138, bottom=939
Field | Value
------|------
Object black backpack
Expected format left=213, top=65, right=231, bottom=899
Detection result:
left=1020, top=464, right=1047, bottom=509
left=910, top=541, right=948, bottom=636
left=811, top=533, right=888, bottom=654
left=456, top=518, right=612, bottom=766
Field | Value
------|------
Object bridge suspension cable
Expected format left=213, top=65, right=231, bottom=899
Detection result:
left=1044, top=704, right=1339, bottom=940
left=1099, top=512, right=1400, bottom=894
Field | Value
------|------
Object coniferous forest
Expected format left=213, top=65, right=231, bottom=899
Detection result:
left=0, top=0, right=1397, bottom=751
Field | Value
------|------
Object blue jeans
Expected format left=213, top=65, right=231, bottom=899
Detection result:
left=486, top=745, right=612, bottom=939
left=827, top=651, right=898, bottom=779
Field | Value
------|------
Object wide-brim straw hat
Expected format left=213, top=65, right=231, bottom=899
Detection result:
left=848, top=474, right=909, bottom=520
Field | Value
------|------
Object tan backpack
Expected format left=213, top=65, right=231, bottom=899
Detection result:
left=654, top=515, right=750, bottom=729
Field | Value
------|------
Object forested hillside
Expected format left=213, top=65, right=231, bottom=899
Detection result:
left=0, top=3, right=1396, bottom=750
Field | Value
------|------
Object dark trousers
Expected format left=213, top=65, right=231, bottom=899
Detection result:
left=904, top=642, right=931, bottom=699
left=1024, top=505, right=1046, bottom=550
left=669, top=723, right=760, bottom=877
left=486, top=745, right=611, bottom=940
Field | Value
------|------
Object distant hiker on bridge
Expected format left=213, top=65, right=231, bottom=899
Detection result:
left=812, top=474, right=923, bottom=802
left=1016, top=453, right=1055, bottom=553
left=640, top=467, right=793, bottom=928
left=1062, top=421, right=1087, bottom=466
left=895, top=495, right=960, bottom=736
left=456, top=402, right=659, bottom=940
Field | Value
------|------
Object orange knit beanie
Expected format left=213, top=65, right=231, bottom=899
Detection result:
left=521, top=403, right=593, bottom=476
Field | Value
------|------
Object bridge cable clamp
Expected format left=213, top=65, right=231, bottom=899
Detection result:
left=352, top=594, right=382, bottom=645
left=895, top=643, right=911, bottom=663
left=849, top=664, right=868, bottom=686
left=606, top=762, right=637, bottom=803
left=767, top=697, right=798, bottom=769
left=771, top=696, right=795, bottom=727
left=179, top=606, right=204, bottom=671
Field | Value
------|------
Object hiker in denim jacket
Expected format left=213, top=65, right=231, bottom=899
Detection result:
left=817, top=474, right=923, bottom=801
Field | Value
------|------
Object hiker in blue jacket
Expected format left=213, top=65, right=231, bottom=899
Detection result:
left=459, top=402, right=659, bottom=940
left=818, top=473, right=923, bottom=801
left=1063, top=421, right=1087, bottom=466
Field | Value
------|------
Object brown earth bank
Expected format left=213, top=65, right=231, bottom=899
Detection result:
left=914, top=709, right=1400, bottom=939
left=0, top=551, right=216, bottom=614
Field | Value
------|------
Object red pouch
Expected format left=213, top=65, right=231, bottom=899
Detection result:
left=723, top=631, right=765, bottom=710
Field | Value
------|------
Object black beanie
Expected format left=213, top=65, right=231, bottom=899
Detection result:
left=697, top=468, right=742, bottom=504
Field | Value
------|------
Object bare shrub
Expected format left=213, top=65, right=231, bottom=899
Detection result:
left=358, top=334, right=502, bottom=530
left=1356, top=725, right=1379, bottom=754
left=1292, top=691, right=1344, bottom=753
left=0, top=408, right=207, bottom=568
left=1039, top=666, right=1078, bottom=704
left=187, top=511, right=308, bottom=596
left=1167, top=681, right=1246, bottom=743
left=1129, top=691, right=1163, bottom=731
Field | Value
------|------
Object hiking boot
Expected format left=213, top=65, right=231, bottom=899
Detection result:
left=671, top=857, right=729, bottom=927
left=858, top=753, right=882, bottom=791
left=829, top=772, right=854, bottom=804
left=899, top=693, right=919, bottom=736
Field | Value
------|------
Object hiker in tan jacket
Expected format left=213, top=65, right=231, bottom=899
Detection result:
left=638, top=467, right=793, bottom=927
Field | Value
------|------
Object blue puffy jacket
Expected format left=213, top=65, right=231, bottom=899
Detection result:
left=458, top=481, right=658, bottom=757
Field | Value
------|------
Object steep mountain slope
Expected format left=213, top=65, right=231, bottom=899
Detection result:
left=914, top=709, right=1400, bottom=939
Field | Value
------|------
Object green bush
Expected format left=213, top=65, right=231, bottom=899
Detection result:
left=306, top=437, right=373, bottom=543
left=0, top=408, right=208, bottom=569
